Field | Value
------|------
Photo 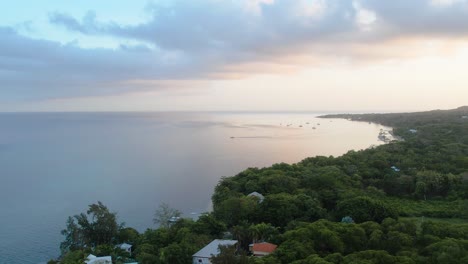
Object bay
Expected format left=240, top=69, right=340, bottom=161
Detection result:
left=0, top=112, right=389, bottom=263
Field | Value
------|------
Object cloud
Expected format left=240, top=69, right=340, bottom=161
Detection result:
left=49, top=11, right=100, bottom=34
left=48, top=0, right=358, bottom=52
left=2, top=0, right=468, bottom=101
left=0, top=26, right=195, bottom=100
left=359, top=0, right=468, bottom=37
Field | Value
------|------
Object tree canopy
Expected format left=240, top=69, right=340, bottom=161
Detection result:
left=61, top=201, right=122, bottom=252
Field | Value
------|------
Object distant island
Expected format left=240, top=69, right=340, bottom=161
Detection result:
left=50, top=106, right=468, bottom=264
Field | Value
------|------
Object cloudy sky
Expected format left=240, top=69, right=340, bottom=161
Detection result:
left=1, top=0, right=467, bottom=112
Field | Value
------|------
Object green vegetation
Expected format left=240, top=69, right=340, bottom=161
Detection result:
left=53, top=106, right=468, bottom=264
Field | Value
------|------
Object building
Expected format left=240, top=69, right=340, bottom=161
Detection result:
left=192, top=239, right=238, bottom=264
left=247, top=192, right=265, bottom=203
left=85, top=254, right=112, bottom=264
left=168, top=216, right=181, bottom=224
left=117, top=243, right=133, bottom=254
left=409, top=129, right=418, bottom=134
left=249, top=242, right=277, bottom=256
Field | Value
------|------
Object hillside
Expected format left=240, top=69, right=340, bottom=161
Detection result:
left=54, top=107, right=468, bottom=264
left=319, top=106, right=468, bottom=127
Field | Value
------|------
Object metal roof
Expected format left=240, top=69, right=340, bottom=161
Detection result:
left=248, top=192, right=265, bottom=202
left=118, top=243, right=132, bottom=250
left=192, top=239, right=238, bottom=258
left=85, top=255, right=112, bottom=264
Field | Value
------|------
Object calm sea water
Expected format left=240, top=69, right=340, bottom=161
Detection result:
left=0, top=112, right=389, bottom=263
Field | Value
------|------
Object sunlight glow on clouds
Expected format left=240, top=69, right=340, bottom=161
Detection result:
left=353, top=1, right=377, bottom=31
left=296, top=0, right=328, bottom=18
left=0, top=0, right=467, bottom=111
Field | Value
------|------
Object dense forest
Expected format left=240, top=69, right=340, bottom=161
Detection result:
left=51, top=106, right=468, bottom=264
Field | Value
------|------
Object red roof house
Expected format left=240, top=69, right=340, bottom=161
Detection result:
left=250, top=242, right=278, bottom=256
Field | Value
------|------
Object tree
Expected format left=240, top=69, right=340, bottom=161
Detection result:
left=424, top=238, right=468, bottom=264
left=214, top=196, right=258, bottom=227
left=415, top=181, right=427, bottom=200
left=342, top=250, right=398, bottom=264
left=59, top=250, right=87, bottom=264
left=232, top=221, right=253, bottom=251
left=291, top=254, right=333, bottom=264
left=116, top=227, right=140, bottom=244
left=86, top=202, right=121, bottom=246
left=336, top=196, right=398, bottom=223
left=61, top=201, right=121, bottom=253
left=153, top=203, right=182, bottom=228
left=60, top=216, right=87, bottom=252
left=210, top=245, right=255, bottom=264
left=193, top=213, right=227, bottom=238
left=339, top=224, right=366, bottom=254
left=134, top=244, right=159, bottom=264
left=249, top=223, right=278, bottom=243
left=159, top=242, right=195, bottom=264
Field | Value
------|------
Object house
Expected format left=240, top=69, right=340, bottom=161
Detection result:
left=391, top=166, right=400, bottom=172
left=168, top=216, right=181, bottom=223
left=192, top=239, right=238, bottom=264
left=247, top=192, right=265, bottom=203
left=117, top=243, right=133, bottom=254
left=85, top=254, right=112, bottom=264
left=409, top=129, right=418, bottom=134
left=249, top=242, right=277, bottom=256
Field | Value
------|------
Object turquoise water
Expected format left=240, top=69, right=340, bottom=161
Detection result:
left=0, top=112, right=388, bottom=263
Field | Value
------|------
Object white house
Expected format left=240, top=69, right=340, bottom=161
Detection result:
left=117, top=243, right=133, bottom=254
left=192, top=239, right=238, bottom=264
left=409, top=129, right=418, bottom=134
left=247, top=192, right=265, bottom=203
left=168, top=216, right=181, bottom=223
left=85, top=254, right=112, bottom=264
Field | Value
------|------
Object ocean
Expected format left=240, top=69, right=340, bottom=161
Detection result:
left=0, top=112, right=389, bottom=263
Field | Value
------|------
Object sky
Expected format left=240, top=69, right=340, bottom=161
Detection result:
left=1, top=0, right=467, bottom=112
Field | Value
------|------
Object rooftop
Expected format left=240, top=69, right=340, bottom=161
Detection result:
left=85, top=255, right=112, bottom=264
left=252, top=242, right=277, bottom=253
left=118, top=243, right=132, bottom=250
left=192, top=239, right=238, bottom=258
left=248, top=192, right=265, bottom=202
